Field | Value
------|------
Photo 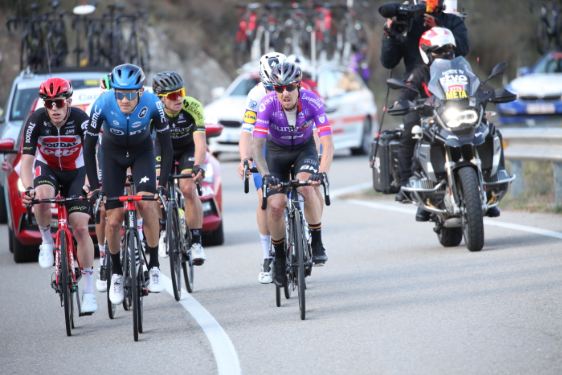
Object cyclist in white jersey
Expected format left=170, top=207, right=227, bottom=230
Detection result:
left=238, top=52, right=286, bottom=284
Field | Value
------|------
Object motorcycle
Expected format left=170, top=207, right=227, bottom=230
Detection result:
left=386, top=56, right=516, bottom=251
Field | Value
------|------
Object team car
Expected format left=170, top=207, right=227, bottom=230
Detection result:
left=497, top=51, right=562, bottom=125
left=204, top=61, right=378, bottom=157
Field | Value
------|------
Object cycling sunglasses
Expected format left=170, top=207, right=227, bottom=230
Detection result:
left=44, top=99, right=66, bottom=109
left=160, top=88, right=186, bottom=101
left=274, top=83, right=299, bottom=93
left=115, top=90, right=140, bottom=101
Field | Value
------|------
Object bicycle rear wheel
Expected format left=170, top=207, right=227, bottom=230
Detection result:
left=294, top=213, right=306, bottom=320
left=106, top=254, right=116, bottom=319
left=182, top=235, right=194, bottom=293
left=59, top=231, right=73, bottom=336
left=128, top=231, right=140, bottom=341
left=167, top=205, right=182, bottom=301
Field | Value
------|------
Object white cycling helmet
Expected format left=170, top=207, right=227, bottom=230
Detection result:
left=418, top=26, right=456, bottom=64
left=259, top=52, right=287, bottom=86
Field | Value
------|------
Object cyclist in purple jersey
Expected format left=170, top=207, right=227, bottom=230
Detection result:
left=252, top=61, right=334, bottom=287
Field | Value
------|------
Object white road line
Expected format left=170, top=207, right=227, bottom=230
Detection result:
left=160, top=275, right=241, bottom=375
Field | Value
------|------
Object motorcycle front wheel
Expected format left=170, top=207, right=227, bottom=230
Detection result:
left=458, top=167, right=484, bottom=252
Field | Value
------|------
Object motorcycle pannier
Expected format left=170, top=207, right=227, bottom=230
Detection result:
left=370, top=129, right=401, bottom=194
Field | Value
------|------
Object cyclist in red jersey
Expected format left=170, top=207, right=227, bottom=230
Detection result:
left=21, top=78, right=97, bottom=313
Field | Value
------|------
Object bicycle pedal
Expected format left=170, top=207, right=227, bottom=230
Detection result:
left=142, top=288, right=149, bottom=296
left=79, top=311, right=94, bottom=317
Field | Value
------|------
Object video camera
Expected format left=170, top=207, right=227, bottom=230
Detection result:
left=378, top=2, right=426, bottom=37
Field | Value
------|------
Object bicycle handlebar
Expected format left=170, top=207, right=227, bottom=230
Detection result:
left=243, top=160, right=259, bottom=194
left=169, top=173, right=202, bottom=196
left=261, top=176, right=331, bottom=209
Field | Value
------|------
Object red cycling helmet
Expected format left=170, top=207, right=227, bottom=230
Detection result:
left=39, top=78, right=73, bottom=99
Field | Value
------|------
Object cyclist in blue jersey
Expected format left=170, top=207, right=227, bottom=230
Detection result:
left=252, top=60, right=334, bottom=286
left=83, top=63, right=173, bottom=304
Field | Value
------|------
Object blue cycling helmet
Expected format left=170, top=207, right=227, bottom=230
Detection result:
left=110, top=63, right=145, bottom=89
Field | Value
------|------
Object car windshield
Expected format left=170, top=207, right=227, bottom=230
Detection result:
left=317, top=69, right=363, bottom=98
left=228, top=77, right=260, bottom=96
left=534, top=54, right=562, bottom=73
left=9, top=78, right=99, bottom=122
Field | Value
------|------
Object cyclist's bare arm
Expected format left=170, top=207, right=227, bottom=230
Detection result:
left=318, top=135, right=334, bottom=173
left=252, top=137, right=269, bottom=176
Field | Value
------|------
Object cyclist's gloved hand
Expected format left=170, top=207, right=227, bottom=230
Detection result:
left=263, top=174, right=280, bottom=188
left=192, top=164, right=205, bottom=181
left=22, top=187, right=35, bottom=206
left=308, top=172, right=325, bottom=184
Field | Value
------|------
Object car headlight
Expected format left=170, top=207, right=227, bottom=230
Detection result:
left=203, top=162, right=214, bottom=183
left=442, top=107, right=479, bottom=128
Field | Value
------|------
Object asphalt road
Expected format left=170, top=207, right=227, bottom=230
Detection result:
left=2, top=153, right=562, bottom=375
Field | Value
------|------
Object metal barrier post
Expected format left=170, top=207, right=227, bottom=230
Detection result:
left=509, top=160, right=524, bottom=198
left=554, top=162, right=562, bottom=207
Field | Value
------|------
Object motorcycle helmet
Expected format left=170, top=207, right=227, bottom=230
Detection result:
left=152, top=71, right=184, bottom=95
left=110, top=63, right=145, bottom=90
left=270, top=61, right=302, bottom=86
left=419, top=26, right=456, bottom=64
left=259, top=52, right=287, bottom=86
left=39, top=78, right=73, bottom=99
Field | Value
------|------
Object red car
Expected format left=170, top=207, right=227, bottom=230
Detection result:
left=0, top=89, right=224, bottom=263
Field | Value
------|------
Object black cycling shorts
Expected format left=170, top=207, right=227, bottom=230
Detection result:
left=102, top=141, right=157, bottom=210
left=265, top=137, right=319, bottom=195
left=33, top=161, right=90, bottom=215
left=156, top=143, right=195, bottom=172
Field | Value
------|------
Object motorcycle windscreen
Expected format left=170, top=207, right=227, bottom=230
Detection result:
left=428, top=57, right=480, bottom=101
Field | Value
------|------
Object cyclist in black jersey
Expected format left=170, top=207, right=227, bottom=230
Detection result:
left=20, top=77, right=97, bottom=313
left=84, top=64, right=173, bottom=303
left=152, top=71, right=207, bottom=265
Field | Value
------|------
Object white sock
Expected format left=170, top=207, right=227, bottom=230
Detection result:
left=260, top=234, right=271, bottom=259
left=137, top=218, right=144, bottom=242
left=39, top=225, right=53, bottom=245
left=82, top=267, right=95, bottom=294
left=98, top=243, right=106, bottom=258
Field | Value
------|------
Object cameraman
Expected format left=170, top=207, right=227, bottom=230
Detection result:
left=380, top=0, right=469, bottom=74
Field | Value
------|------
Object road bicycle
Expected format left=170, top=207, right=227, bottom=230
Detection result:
left=262, top=174, right=330, bottom=320
left=160, top=166, right=202, bottom=301
left=104, top=190, right=160, bottom=342
left=28, top=193, right=93, bottom=336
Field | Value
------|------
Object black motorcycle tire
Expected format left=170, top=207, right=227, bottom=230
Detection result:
left=458, top=167, right=484, bottom=252
left=437, top=227, right=463, bottom=247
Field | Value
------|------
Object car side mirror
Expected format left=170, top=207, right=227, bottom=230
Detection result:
left=517, top=66, right=531, bottom=77
left=211, top=87, right=225, bottom=100
left=205, top=123, right=223, bottom=138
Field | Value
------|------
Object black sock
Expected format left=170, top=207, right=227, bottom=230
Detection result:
left=309, top=223, right=322, bottom=247
left=147, top=245, right=159, bottom=269
left=111, top=253, right=122, bottom=275
left=191, top=228, right=202, bottom=244
left=272, top=238, right=285, bottom=259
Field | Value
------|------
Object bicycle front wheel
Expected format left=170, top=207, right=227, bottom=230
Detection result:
left=59, top=231, right=73, bottom=336
left=128, top=231, right=140, bottom=341
left=294, top=213, right=306, bottom=320
left=167, top=205, right=182, bottom=301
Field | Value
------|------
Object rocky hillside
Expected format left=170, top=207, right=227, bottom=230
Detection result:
left=0, top=0, right=540, bottom=109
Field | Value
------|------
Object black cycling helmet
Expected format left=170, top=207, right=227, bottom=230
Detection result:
left=152, top=71, right=184, bottom=95
left=270, top=61, right=302, bottom=86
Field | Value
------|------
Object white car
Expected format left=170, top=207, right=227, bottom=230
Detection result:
left=205, top=62, right=378, bottom=157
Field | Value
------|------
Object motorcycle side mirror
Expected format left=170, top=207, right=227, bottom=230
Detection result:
left=484, top=61, right=508, bottom=83
left=386, top=78, right=420, bottom=95
left=491, top=88, right=517, bottom=104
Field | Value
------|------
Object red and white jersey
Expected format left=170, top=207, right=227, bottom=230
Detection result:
left=22, top=107, right=89, bottom=171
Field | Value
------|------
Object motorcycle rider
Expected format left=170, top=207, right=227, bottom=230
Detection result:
left=393, top=26, right=502, bottom=220
left=380, top=0, right=469, bottom=74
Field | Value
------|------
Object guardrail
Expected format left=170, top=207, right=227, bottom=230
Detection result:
left=501, top=127, right=562, bottom=207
